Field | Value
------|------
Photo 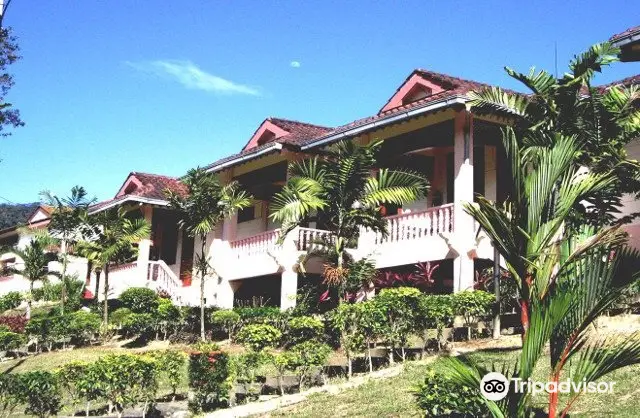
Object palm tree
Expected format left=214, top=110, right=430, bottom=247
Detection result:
left=464, top=43, right=640, bottom=336
left=166, top=167, right=252, bottom=340
left=269, top=140, right=428, bottom=299
left=1, top=236, right=59, bottom=319
left=40, top=186, right=94, bottom=314
left=467, top=42, right=640, bottom=228
left=444, top=236, right=640, bottom=418
left=80, top=207, right=150, bottom=325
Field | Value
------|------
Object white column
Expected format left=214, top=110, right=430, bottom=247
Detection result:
left=485, top=146, right=497, bottom=201
left=137, top=205, right=153, bottom=282
left=280, top=268, right=298, bottom=310
left=453, top=111, right=475, bottom=292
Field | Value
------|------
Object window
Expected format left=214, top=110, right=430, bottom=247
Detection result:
left=238, top=206, right=256, bottom=223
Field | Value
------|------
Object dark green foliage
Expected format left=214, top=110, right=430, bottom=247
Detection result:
left=0, top=203, right=36, bottom=230
left=148, top=349, right=187, bottom=401
left=451, top=291, right=495, bottom=328
left=0, top=330, right=26, bottom=351
left=287, top=340, right=332, bottom=389
left=109, top=307, right=133, bottom=326
left=286, top=315, right=324, bottom=346
left=19, top=371, right=62, bottom=418
left=414, top=369, right=487, bottom=417
left=0, top=372, right=26, bottom=417
left=0, top=291, right=22, bottom=312
left=157, top=298, right=183, bottom=339
left=121, top=313, right=156, bottom=337
left=211, top=309, right=241, bottom=340
left=25, top=311, right=100, bottom=350
left=415, top=294, right=454, bottom=351
left=236, top=324, right=282, bottom=351
left=119, top=287, right=160, bottom=314
left=374, top=287, right=422, bottom=362
left=188, top=343, right=232, bottom=412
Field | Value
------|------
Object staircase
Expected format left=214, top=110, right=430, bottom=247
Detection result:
left=146, top=260, right=184, bottom=305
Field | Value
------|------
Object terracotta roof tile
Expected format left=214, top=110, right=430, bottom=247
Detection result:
left=127, top=172, right=188, bottom=199
left=600, top=74, right=640, bottom=89
left=611, top=25, right=640, bottom=42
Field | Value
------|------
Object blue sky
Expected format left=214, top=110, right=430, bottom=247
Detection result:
left=1, top=0, right=638, bottom=204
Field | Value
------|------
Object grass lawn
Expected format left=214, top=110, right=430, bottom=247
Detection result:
left=264, top=347, right=640, bottom=417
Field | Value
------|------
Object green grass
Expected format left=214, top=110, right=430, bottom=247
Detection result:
left=266, top=348, right=640, bottom=417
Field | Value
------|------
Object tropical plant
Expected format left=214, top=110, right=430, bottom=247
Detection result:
left=329, top=302, right=364, bottom=379
left=0, top=373, right=26, bottom=418
left=149, top=349, right=187, bottom=402
left=466, top=43, right=640, bottom=337
left=19, top=370, right=62, bottom=418
left=236, top=323, right=282, bottom=351
left=0, top=291, right=21, bottom=313
left=0, top=330, right=25, bottom=351
left=374, top=286, right=422, bottom=363
left=287, top=340, right=332, bottom=390
left=166, top=167, right=252, bottom=340
left=1, top=236, right=59, bottom=318
left=187, top=342, right=232, bottom=412
left=468, top=42, right=640, bottom=228
left=414, top=294, right=454, bottom=353
left=79, top=207, right=150, bottom=325
left=414, top=368, right=487, bottom=417
left=286, top=315, right=324, bottom=346
left=270, top=140, right=428, bottom=300
left=156, top=298, right=183, bottom=339
left=211, top=309, right=241, bottom=341
left=40, top=186, right=93, bottom=314
left=451, top=290, right=495, bottom=340
left=119, top=287, right=159, bottom=313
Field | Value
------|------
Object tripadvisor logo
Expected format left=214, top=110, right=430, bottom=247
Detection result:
left=480, top=372, right=509, bottom=401
left=480, top=372, right=616, bottom=400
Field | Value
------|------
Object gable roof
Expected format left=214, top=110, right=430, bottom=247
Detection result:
left=242, top=117, right=333, bottom=151
left=600, top=74, right=640, bottom=89
left=90, top=172, right=187, bottom=214
left=204, top=69, right=498, bottom=171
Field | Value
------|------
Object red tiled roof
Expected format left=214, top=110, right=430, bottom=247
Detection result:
left=126, top=172, right=188, bottom=200
left=600, top=74, right=640, bottom=89
left=204, top=69, right=499, bottom=170
left=267, top=118, right=333, bottom=144
left=610, top=25, right=640, bottom=42
left=89, top=172, right=187, bottom=213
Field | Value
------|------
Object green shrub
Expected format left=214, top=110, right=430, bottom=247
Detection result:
left=121, top=313, right=156, bottom=337
left=19, top=370, right=62, bottom=418
left=414, top=369, right=487, bottom=417
left=234, top=306, right=287, bottom=330
left=109, top=307, right=133, bottom=326
left=211, top=309, right=241, bottom=340
left=119, top=287, right=159, bottom=314
left=188, top=343, right=232, bottom=412
left=287, top=340, right=331, bottom=390
left=0, top=330, right=26, bottom=351
left=415, top=294, right=454, bottom=351
left=57, top=361, right=93, bottom=414
left=67, top=311, right=101, bottom=345
left=149, top=349, right=187, bottom=401
left=0, top=291, right=23, bottom=312
left=286, top=315, right=324, bottom=346
left=374, top=287, right=422, bottom=362
left=0, top=324, right=10, bottom=333
left=0, top=373, right=26, bottom=417
left=236, top=324, right=282, bottom=351
left=329, top=303, right=367, bottom=377
left=451, top=290, right=495, bottom=339
left=157, top=298, right=183, bottom=339
left=91, top=354, right=159, bottom=416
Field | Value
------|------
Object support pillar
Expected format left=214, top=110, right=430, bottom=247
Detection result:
left=137, top=205, right=153, bottom=283
left=280, top=268, right=298, bottom=310
left=453, top=110, right=475, bottom=292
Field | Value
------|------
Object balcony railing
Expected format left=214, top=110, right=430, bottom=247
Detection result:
left=374, top=203, right=454, bottom=245
left=230, top=229, right=281, bottom=259
left=297, top=227, right=332, bottom=252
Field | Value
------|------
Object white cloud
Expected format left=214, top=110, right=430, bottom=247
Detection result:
left=290, top=61, right=301, bottom=68
left=127, top=60, right=260, bottom=96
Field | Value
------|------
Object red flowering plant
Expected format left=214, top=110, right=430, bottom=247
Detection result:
left=187, top=342, right=232, bottom=412
left=0, top=315, right=28, bottom=333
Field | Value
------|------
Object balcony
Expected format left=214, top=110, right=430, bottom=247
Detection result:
left=223, top=204, right=458, bottom=278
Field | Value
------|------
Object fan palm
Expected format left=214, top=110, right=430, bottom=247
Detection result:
left=80, top=207, right=150, bottom=325
left=1, top=236, right=59, bottom=319
left=166, top=167, right=252, bottom=340
left=468, top=42, right=640, bottom=228
left=269, top=140, right=429, bottom=296
left=40, top=186, right=94, bottom=314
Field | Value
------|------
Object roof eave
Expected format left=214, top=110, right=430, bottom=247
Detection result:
left=204, top=142, right=284, bottom=174
left=88, top=196, right=169, bottom=215
left=300, top=95, right=468, bottom=151
left=612, top=32, right=640, bottom=48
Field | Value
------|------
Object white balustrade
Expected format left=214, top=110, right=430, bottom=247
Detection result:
left=147, top=260, right=183, bottom=305
left=297, top=227, right=331, bottom=251
left=229, top=229, right=281, bottom=258
left=374, top=203, right=454, bottom=245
